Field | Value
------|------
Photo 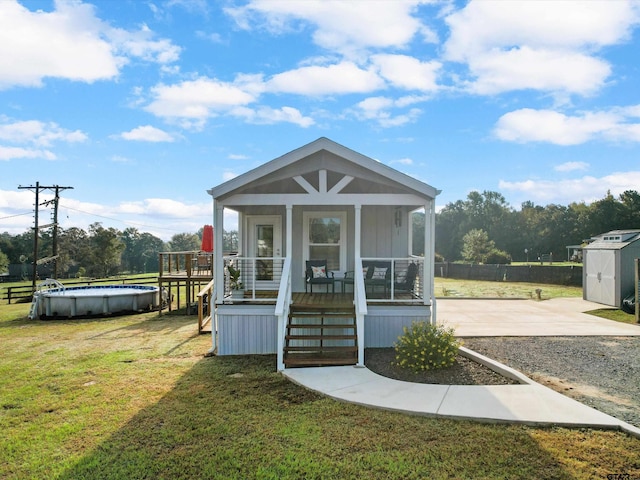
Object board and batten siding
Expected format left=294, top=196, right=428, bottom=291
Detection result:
left=216, top=305, right=432, bottom=355
left=217, top=305, right=278, bottom=355
left=364, top=306, right=432, bottom=348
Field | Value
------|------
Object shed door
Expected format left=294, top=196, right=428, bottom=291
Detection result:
left=585, top=250, right=616, bottom=306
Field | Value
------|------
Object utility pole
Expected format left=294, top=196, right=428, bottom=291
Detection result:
left=18, top=183, right=73, bottom=291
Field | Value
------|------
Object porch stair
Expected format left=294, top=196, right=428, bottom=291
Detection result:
left=284, top=304, right=358, bottom=367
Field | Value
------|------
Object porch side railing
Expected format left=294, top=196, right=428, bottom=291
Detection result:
left=222, top=256, right=284, bottom=302
left=360, top=256, right=425, bottom=303
left=197, top=278, right=215, bottom=334
left=354, top=257, right=367, bottom=367
left=275, top=257, right=292, bottom=371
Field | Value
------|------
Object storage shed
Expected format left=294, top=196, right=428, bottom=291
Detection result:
left=582, top=229, right=640, bottom=308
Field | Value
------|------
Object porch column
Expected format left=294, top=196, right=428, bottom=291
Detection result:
left=425, top=199, right=436, bottom=324
left=354, top=204, right=364, bottom=367
left=286, top=204, right=292, bottom=257
left=214, top=201, right=225, bottom=304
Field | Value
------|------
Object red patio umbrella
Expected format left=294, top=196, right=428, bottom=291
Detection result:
left=201, top=225, right=214, bottom=252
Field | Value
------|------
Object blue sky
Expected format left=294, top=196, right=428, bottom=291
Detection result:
left=1, top=0, right=640, bottom=241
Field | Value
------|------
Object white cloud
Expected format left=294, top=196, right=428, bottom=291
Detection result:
left=0, top=146, right=56, bottom=161
left=444, top=0, right=640, bottom=96
left=267, top=61, right=384, bottom=96
left=225, top=0, right=435, bottom=57
left=499, top=171, right=640, bottom=205
left=231, top=105, right=314, bottom=127
left=120, top=125, right=175, bottom=142
left=354, top=96, right=423, bottom=128
left=222, top=171, right=238, bottom=181
left=465, top=47, right=610, bottom=96
left=145, top=77, right=256, bottom=127
left=392, top=158, right=414, bottom=166
left=494, top=107, right=640, bottom=145
left=0, top=119, right=87, bottom=146
left=371, top=54, right=441, bottom=92
left=0, top=0, right=180, bottom=90
left=555, top=162, right=589, bottom=173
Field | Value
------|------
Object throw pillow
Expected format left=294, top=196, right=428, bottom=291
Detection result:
left=372, top=267, right=387, bottom=280
left=311, top=265, right=327, bottom=278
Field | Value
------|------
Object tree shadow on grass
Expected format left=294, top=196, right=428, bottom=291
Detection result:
left=52, top=354, right=622, bottom=480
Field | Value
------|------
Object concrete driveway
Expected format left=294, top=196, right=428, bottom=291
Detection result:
left=435, top=297, right=640, bottom=337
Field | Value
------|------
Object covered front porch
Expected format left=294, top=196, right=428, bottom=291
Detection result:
left=207, top=138, right=439, bottom=370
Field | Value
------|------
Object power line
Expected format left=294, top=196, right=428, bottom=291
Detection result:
left=0, top=211, right=33, bottom=220
left=60, top=203, right=209, bottom=232
left=18, top=183, right=73, bottom=288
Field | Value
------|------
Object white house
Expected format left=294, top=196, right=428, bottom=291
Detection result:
left=207, top=137, right=440, bottom=370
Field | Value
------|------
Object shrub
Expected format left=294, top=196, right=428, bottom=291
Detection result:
left=484, top=249, right=511, bottom=264
left=393, top=321, right=460, bottom=372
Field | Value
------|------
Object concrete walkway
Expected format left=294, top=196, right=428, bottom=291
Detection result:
left=282, top=298, right=640, bottom=438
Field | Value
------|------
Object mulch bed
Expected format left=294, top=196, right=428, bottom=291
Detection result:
left=364, top=348, right=518, bottom=385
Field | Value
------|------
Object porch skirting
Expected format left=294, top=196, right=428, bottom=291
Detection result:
left=216, top=303, right=432, bottom=356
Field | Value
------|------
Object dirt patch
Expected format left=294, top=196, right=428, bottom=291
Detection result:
left=365, top=348, right=518, bottom=385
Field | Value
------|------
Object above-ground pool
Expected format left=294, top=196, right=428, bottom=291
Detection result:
left=31, top=284, right=161, bottom=319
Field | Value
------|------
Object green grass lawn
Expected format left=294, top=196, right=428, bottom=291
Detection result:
left=435, top=277, right=583, bottom=299
left=1, top=302, right=639, bottom=479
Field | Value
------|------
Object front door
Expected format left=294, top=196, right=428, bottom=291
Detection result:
left=247, top=216, right=282, bottom=290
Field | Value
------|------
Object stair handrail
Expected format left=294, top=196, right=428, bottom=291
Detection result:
left=275, top=256, right=292, bottom=371
left=354, top=257, right=367, bottom=366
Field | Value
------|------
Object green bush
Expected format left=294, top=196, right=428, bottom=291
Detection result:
left=394, top=321, right=460, bottom=372
left=484, top=249, right=511, bottom=264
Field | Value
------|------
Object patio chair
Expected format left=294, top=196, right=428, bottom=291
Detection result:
left=196, top=254, right=212, bottom=273
left=394, top=262, right=418, bottom=295
left=363, top=260, right=392, bottom=295
left=305, top=259, right=335, bottom=293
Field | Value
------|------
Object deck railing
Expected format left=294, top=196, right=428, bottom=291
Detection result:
left=275, top=257, right=292, bottom=371
left=159, top=251, right=213, bottom=277
left=358, top=256, right=426, bottom=303
left=354, top=257, right=367, bottom=366
left=197, top=278, right=214, bottom=334
left=223, top=256, right=284, bottom=302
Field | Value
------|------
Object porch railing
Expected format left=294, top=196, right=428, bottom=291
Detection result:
left=197, top=278, right=214, bottom=334
left=354, top=257, right=367, bottom=366
left=358, top=256, right=426, bottom=303
left=223, top=256, right=284, bottom=302
left=275, top=257, right=292, bottom=371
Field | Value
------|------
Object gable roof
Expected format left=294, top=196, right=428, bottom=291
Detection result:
left=207, top=137, right=440, bottom=200
left=583, top=229, right=640, bottom=250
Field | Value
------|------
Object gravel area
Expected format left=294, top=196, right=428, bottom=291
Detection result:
left=463, top=336, right=640, bottom=428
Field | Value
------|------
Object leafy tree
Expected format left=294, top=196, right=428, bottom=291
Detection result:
left=461, top=229, right=495, bottom=264
left=121, top=228, right=165, bottom=273
left=87, top=223, right=125, bottom=278
left=168, top=232, right=200, bottom=252
left=0, top=249, right=9, bottom=273
left=223, top=230, right=238, bottom=252
left=58, top=227, right=90, bottom=277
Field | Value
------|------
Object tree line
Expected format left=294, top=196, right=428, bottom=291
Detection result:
left=2, top=189, right=639, bottom=278
left=432, top=189, right=640, bottom=263
left=0, top=223, right=239, bottom=280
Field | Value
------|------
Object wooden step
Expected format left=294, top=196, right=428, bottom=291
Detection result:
left=285, top=334, right=357, bottom=341
left=289, top=311, right=355, bottom=318
left=283, top=351, right=357, bottom=367
left=290, top=304, right=355, bottom=313
left=286, top=323, right=355, bottom=330
left=284, top=345, right=357, bottom=353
